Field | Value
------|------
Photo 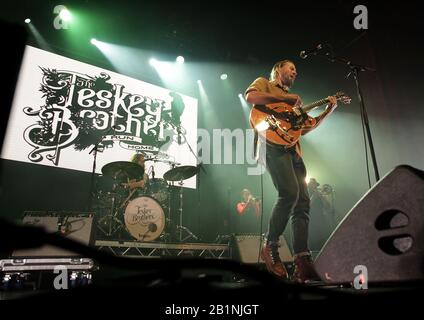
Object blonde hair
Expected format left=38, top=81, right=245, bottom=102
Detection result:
left=130, top=153, right=144, bottom=164
left=270, top=60, right=293, bottom=81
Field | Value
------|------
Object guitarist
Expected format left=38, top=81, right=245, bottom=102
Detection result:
left=245, top=60, right=337, bottom=282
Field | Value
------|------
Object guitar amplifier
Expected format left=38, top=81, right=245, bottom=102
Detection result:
left=232, top=234, right=293, bottom=263
left=11, top=213, right=95, bottom=258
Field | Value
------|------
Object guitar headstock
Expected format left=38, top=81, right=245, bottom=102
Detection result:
left=334, top=91, right=351, bottom=104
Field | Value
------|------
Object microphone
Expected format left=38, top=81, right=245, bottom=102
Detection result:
left=300, top=44, right=323, bottom=59
left=151, top=166, right=155, bottom=179
left=111, top=115, right=118, bottom=135
left=177, top=126, right=182, bottom=145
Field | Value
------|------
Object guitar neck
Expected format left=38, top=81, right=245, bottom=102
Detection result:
left=301, top=97, right=330, bottom=113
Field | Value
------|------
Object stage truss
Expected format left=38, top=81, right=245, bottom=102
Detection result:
left=95, top=240, right=231, bottom=259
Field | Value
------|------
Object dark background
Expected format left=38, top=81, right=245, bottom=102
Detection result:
left=1, top=0, right=423, bottom=248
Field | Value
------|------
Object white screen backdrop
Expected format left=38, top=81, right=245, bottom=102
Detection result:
left=2, top=46, right=198, bottom=188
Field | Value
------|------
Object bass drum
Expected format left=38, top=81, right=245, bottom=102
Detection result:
left=124, top=196, right=165, bottom=241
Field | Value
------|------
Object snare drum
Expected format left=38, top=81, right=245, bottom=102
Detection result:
left=147, top=178, right=169, bottom=203
left=124, top=196, right=165, bottom=241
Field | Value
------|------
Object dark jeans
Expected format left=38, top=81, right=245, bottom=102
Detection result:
left=262, top=145, right=311, bottom=254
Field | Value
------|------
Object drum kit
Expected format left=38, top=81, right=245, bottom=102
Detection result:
left=94, top=158, right=199, bottom=243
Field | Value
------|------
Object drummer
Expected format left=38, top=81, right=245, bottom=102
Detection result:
left=122, top=153, right=149, bottom=194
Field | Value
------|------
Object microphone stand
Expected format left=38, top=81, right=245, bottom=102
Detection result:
left=315, top=51, right=380, bottom=184
left=151, top=165, right=155, bottom=179
left=178, top=125, right=206, bottom=197
left=171, top=123, right=207, bottom=180
left=87, top=126, right=115, bottom=212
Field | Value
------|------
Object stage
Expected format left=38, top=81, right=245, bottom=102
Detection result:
left=0, top=0, right=423, bottom=309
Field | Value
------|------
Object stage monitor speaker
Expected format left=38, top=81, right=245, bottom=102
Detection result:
left=12, top=214, right=94, bottom=258
left=315, top=165, right=424, bottom=284
left=232, top=234, right=293, bottom=263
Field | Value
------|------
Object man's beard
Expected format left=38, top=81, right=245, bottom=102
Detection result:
left=283, top=76, right=294, bottom=87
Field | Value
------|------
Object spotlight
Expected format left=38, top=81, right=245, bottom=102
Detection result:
left=90, top=38, right=98, bottom=45
left=59, top=8, right=72, bottom=22
left=176, top=56, right=185, bottom=64
left=197, top=80, right=202, bottom=84
left=255, top=120, right=270, bottom=132
left=220, top=73, right=228, bottom=80
left=24, top=18, right=31, bottom=24
left=149, top=58, right=157, bottom=66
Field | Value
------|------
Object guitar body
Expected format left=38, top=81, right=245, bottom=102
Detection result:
left=249, top=102, right=316, bottom=147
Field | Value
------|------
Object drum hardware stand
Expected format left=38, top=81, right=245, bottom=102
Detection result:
left=88, top=125, right=115, bottom=212
left=157, top=124, right=204, bottom=243
left=96, top=170, right=127, bottom=237
left=171, top=125, right=205, bottom=243
left=162, top=183, right=173, bottom=243
left=119, top=187, right=137, bottom=210
left=97, top=195, right=123, bottom=237
left=176, top=179, right=199, bottom=242
left=167, top=163, right=176, bottom=240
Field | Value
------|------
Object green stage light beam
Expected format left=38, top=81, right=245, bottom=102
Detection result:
left=27, top=23, right=52, bottom=51
left=59, top=8, right=72, bottom=22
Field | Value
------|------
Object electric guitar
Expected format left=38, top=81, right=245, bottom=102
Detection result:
left=249, top=92, right=351, bottom=147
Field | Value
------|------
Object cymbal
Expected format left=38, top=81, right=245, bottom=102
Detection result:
left=163, top=165, right=199, bottom=181
left=101, top=161, right=144, bottom=179
left=144, top=157, right=180, bottom=165
left=160, top=159, right=181, bottom=166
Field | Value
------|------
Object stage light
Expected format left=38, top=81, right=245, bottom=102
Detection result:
left=59, top=8, right=72, bottom=22
left=149, top=58, right=158, bottom=66
left=24, top=18, right=31, bottom=24
left=220, top=73, right=228, bottom=80
left=197, top=78, right=210, bottom=105
left=238, top=93, right=251, bottom=121
left=176, top=56, right=185, bottom=64
left=90, top=38, right=98, bottom=45
left=255, top=120, right=270, bottom=132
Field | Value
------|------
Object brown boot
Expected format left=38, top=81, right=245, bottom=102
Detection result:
left=292, top=252, right=321, bottom=283
left=260, top=242, right=288, bottom=280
